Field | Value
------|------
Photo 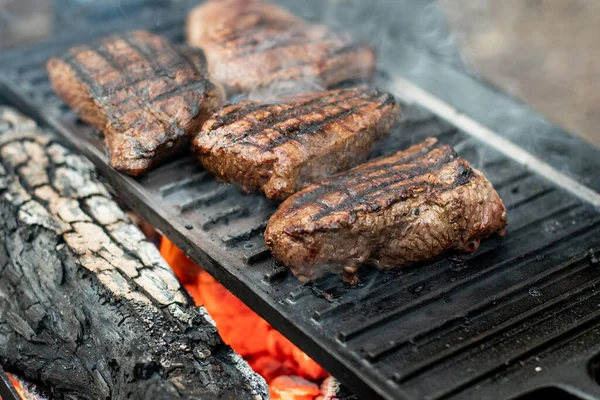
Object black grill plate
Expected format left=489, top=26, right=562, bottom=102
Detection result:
left=2, top=2, right=600, bottom=399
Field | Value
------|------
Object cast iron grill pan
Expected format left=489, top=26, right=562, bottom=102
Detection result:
left=2, top=2, right=600, bottom=399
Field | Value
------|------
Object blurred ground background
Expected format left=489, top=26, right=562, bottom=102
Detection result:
left=441, top=0, right=600, bottom=146
left=1, top=0, right=599, bottom=147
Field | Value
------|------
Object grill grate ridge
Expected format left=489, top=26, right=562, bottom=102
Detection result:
left=160, top=172, right=210, bottom=197
left=393, top=250, right=600, bottom=383
left=336, top=214, right=599, bottom=343
left=2, top=2, right=600, bottom=399
left=221, top=220, right=270, bottom=246
left=427, top=291, right=600, bottom=400
left=318, top=205, right=591, bottom=335
left=202, top=205, right=249, bottom=230
left=177, top=186, right=233, bottom=213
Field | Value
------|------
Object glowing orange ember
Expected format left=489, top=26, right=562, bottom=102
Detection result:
left=160, top=237, right=329, bottom=397
left=270, top=375, right=320, bottom=400
left=159, top=238, right=201, bottom=284
left=7, top=373, right=26, bottom=399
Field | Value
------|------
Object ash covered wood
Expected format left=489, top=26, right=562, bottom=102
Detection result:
left=0, top=107, right=268, bottom=399
left=318, top=377, right=360, bottom=400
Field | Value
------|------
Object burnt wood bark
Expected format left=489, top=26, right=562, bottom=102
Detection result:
left=0, top=107, right=268, bottom=400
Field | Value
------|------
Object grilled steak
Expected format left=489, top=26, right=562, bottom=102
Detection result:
left=193, top=87, right=401, bottom=200
left=47, top=31, right=225, bottom=176
left=265, top=138, right=508, bottom=284
left=186, top=0, right=375, bottom=94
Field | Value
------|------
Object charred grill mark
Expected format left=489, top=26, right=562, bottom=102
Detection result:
left=377, top=93, right=397, bottom=109
left=294, top=146, right=450, bottom=206
left=62, top=51, right=105, bottom=100
left=348, top=149, right=457, bottom=191
left=149, top=80, right=208, bottom=104
left=228, top=29, right=286, bottom=54
left=61, top=50, right=128, bottom=131
left=264, top=58, right=312, bottom=74
left=307, top=157, right=475, bottom=221
left=213, top=17, right=363, bottom=75
left=262, top=96, right=396, bottom=154
left=121, top=33, right=155, bottom=65
left=329, top=41, right=368, bottom=57
left=93, top=43, right=134, bottom=86
left=226, top=102, right=349, bottom=148
left=455, top=162, right=475, bottom=186
left=317, top=45, right=374, bottom=84
left=255, top=37, right=366, bottom=76
left=92, top=41, right=174, bottom=140
left=214, top=25, right=263, bottom=47
left=249, top=92, right=355, bottom=133
left=198, top=89, right=398, bottom=198
left=178, top=47, right=209, bottom=78
left=228, top=90, right=384, bottom=149
left=122, top=33, right=210, bottom=120
left=119, top=33, right=203, bottom=133
left=329, top=143, right=444, bottom=185
left=211, top=103, right=274, bottom=130
left=261, top=100, right=375, bottom=151
left=92, top=37, right=157, bottom=93
left=213, top=9, right=275, bottom=45
left=121, top=33, right=183, bottom=88
left=155, top=48, right=211, bottom=118
left=232, top=28, right=337, bottom=59
left=209, top=89, right=357, bottom=144
left=212, top=5, right=305, bottom=47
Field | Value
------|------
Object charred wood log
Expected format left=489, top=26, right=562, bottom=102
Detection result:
left=0, top=107, right=268, bottom=400
left=318, top=377, right=360, bottom=400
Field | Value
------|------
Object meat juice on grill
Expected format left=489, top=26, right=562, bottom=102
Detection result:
left=47, top=30, right=225, bottom=176
left=186, top=0, right=375, bottom=95
left=265, top=138, right=508, bottom=285
left=193, top=87, right=401, bottom=200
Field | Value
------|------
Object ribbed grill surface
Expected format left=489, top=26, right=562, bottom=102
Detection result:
left=2, top=2, right=600, bottom=399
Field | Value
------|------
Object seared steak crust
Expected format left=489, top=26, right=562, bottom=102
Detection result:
left=193, top=87, right=401, bottom=200
left=47, top=30, right=224, bottom=176
left=265, top=138, right=508, bottom=284
left=186, top=0, right=375, bottom=94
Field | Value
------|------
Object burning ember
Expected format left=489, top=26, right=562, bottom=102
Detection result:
left=159, top=238, right=330, bottom=400
left=7, top=373, right=25, bottom=399
left=4, top=372, right=45, bottom=400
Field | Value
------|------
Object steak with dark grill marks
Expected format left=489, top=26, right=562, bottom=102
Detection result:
left=264, top=138, right=508, bottom=285
left=47, top=30, right=225, bottom=176
left=185, top=0, right=375, bottom=94
left=193, top=87, right=401, bottom=200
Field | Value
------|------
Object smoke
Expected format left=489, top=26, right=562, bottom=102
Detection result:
left=441, top=0, right=600, bottom=154
left=0, top=0, right=54, bottom=49
left=273, top=0, right=461, bottom=64
left=226, top=0, right=462, bottom=103
left=239, top=79, right=326, bottom=103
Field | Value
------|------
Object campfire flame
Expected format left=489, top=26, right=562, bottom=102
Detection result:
left=6, top=373, right=26, bottom=400
left=159, top=238, right=329, bottom=400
